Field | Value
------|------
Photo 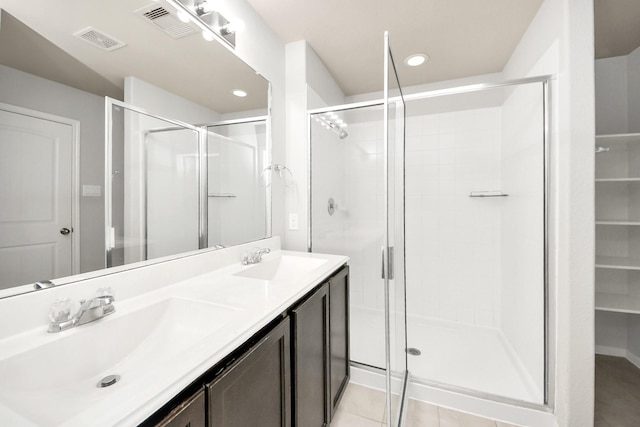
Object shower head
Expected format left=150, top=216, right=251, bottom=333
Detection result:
left=315, top=113, right=349, bottom=139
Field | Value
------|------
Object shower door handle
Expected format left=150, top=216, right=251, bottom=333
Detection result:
left=381, top=246, right=394, bottom=280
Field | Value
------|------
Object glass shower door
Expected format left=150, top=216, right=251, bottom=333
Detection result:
left=383, top=31, right=407, bottom=427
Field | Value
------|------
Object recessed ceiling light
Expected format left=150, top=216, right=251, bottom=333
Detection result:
left=405, top=53, right=429, bottom=67
left=233, top=89, right=247, bottom=97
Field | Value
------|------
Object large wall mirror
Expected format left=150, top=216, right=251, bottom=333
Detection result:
left=0, top=0, right=270, bottom=298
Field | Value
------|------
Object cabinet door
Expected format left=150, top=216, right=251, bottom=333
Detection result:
left=329, top=265, right=350, bottom=418
left=292, top=284, right=329, bottom=427
left=207, top=318, right=291, bottom=427
left=153, top=389, right=205, bottom=427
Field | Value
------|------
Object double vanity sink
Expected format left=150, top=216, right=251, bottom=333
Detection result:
left=0, top=244, right=348, bottom=426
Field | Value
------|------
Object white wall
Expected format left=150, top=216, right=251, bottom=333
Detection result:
left=0, top=64, right=105, bottom=275
left=124, top=77, right=221, bottom=124
left=503, top=0, right=595, bottom=425
left=627, top=47, right=640, bottom=133
left=284, top=41, right=346, bottom=252
left=595, top=56, right=628, bottom=134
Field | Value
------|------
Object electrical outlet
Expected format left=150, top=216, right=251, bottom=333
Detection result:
left=288, top=213, right=299, bottom=231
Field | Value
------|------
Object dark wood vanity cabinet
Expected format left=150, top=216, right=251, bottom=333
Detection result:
left=142, top=264, right=348, bottom=427
left=153, top=389, right=206, bottom=427
left=291, top=265, right=349, bottom=426
left=328, top=265, right=350, bottom=418
left=207, top=317, right=291, bottom=427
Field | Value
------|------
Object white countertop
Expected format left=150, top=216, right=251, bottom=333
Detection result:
left=0, top=245, right=348, bottom=426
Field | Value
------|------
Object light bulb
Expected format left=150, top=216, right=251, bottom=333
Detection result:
left=223, top=19, right=245, bottom=34
left=177, top=10, right=191, bottom=23
left=202, top=30, right=215, bottom=41
left=232, top=89, right=247, bottom=97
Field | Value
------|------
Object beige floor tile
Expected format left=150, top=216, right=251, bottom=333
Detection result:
left=496, top=422, right=521, bottom=427
left=331, top=410, right=384, bottom=427
left=439, top=407, right=496, bottom=427
left=338, top=383, right=386, bottom=422
left=405, top=399, right=439, bottom=427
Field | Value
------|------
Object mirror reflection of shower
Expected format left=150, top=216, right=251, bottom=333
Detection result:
left=314, top=112, right=349, bottom=139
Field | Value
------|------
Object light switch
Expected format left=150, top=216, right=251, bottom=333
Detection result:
left=288, top=213, right=299, bottom=231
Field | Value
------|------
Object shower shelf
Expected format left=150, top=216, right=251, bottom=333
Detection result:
left=595, top=178, right=640, bottom=182
left=468, top=191, right=508, bottom=198
left=595, top=292, right=640, bottom=315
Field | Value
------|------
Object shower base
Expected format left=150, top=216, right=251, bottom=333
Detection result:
left=348, top=306, right=542, bottom=404
left=406, top=316, right=542, bottom=403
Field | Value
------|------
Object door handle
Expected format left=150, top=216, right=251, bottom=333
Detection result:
left=60, top=227, right=71, bottom=235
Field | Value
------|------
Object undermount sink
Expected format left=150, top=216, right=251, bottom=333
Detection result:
left=0, top=297, right=240, bottom=426
left=233, top=254, right=328, bottom=282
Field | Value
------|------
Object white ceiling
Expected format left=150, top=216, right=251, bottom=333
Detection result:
left=248, top=0, right=545, bottom=96
left=594, top=0, right=640, bottom=59
left=248, top=0, right=640, bottom=96
left=0, top=0, right=269, bottom=114
left=1, top=0, right=639, bottom=111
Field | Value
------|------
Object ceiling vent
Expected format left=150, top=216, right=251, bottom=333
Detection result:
left=73, top=27, right=126, bottom=52
left=135, top=4, right=199, bottom=39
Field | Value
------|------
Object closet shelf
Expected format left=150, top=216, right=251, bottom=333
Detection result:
left=596, top=133, right=640, bottom=144
left=595, top=178, right=640, bottom=182
left=596, top=256, right=640, bottom=270
left=595, top=292, right=640, bottom=315
left=596, top=219, right=640, bottom=225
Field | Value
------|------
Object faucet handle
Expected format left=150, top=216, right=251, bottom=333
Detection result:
left=97, top=287, right=115, bottom=299
left=49, top=298, right=74, bottom=323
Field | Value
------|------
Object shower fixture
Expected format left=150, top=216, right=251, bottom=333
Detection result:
left=595, top=145, right=610, bottom=154
left=315, top=114, right=349, bottom=139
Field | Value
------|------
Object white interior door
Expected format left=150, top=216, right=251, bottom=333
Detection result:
left=0, top=106, right=74, bottom=290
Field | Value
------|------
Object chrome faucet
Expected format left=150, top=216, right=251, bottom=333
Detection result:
left=48, top=288, right=116, bottom=333
left=241, top=247, right=271, bottom=265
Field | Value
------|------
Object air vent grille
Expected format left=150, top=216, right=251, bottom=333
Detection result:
left=74, top=27, right=126, bottom=52
left=143, top=7, right=170, bottom=21
left=135, top=4, right=198, bottom=39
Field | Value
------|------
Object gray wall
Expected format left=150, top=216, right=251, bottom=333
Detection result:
left=0, top=64, right=105, bottom=274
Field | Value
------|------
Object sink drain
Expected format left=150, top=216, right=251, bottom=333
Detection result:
left=97, top=374, right=120, bottom=388
left=406, top=347, right=421, bottom=356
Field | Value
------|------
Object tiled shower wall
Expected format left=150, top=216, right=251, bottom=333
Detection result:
left=405, top=107, right=503, bottom=328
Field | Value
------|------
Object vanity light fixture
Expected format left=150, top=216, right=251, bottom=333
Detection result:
left=405, top=53, right=429, bottom=67
left=232, top=89, right=247, bottom=97
left=195, top=0, right=218, bottom=15
left=167, top=0, right=239, bottom=48
left=221, top=19, right=245, bottom=35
